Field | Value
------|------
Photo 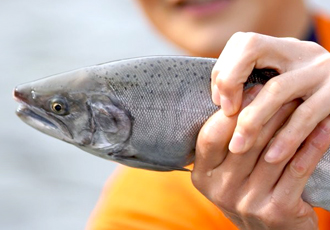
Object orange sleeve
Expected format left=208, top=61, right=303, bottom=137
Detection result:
left=86, top=165, right=237, bottom=230
left=86, top=166, right=330, bottom=230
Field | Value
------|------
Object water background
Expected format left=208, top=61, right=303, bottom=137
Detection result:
left=1, top=1, right=329, bottom=229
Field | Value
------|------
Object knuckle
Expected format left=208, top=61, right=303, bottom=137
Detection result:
left=306, top=40, right=329, bottom=56
left=215, top=75, right=236, bottom=94
left=197, top=127, right=218, bottom=152
left=281, top=130, right=299, bottom=147
left=212, top=189, right=236, bottom=211
left=310, top=119, right=330, bottom=150
left=264, top=77, right=284, bottom=96
left=228, top=32, right=261, bottom=55
left=229, top=31, right=247, bottom=42
left=262, top=201, right=288, bottom=226
left=289, top=158, right=308, bottom=179
left=191, top=170, right=205, bottom=192
left=237, top=107, right=260, bottom=133
left=312, top=52, right=330, bottom=74
left=295, top=104, right=314, bottom=124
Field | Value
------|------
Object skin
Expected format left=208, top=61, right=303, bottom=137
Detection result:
left=136, top=0, right=309, bottom=57
left=136, top=0, right=330, bottom=229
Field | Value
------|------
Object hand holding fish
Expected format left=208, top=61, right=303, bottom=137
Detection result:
left=211, top=32, right=330, bottom=163
left=193, top=85, right=330, bottom=230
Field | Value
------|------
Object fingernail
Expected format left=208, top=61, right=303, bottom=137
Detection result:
left=229, top=132, right=245, bottom=153
left=221, top=96, right=233, bottom=115
left=264, top=145, right=282, bottom=163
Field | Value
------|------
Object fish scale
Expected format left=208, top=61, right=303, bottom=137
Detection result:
left=13, top=56, right=330, bottom=210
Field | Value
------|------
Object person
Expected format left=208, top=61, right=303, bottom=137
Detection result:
left=86, top=0, right=330, bottom=229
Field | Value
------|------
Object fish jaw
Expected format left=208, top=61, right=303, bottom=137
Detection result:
left=13, top=86, right=74, bottom=143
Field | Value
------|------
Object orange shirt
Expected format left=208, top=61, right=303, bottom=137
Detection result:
left=86, top=13, right=330, bottom=230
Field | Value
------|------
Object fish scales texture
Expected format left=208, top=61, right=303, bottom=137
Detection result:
left=13, top=56, right=330, bottom=210
left=92, top=57, right=218, bottom=168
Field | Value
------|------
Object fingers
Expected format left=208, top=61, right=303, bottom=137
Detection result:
left=212, top=32, right=330, bottom=160
left=194, top=86, right=261, bottom=174
left=273, top=116, right=330, bottom=208
left=221, top=99, right=300, bottom=180
left=211, top=31, right=329, bottom=117
left=211, top=32, right=285, bottom=114
left=264, top=87, right=330, bottom=163
left=193, top=87, right=299, bottom=197
left=228, top=68, right=328, bottom=155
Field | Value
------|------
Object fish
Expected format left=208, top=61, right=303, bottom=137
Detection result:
left=13, top=56, right=330, bottom=209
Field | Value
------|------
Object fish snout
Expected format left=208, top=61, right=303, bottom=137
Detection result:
left=13, top=85, right=33, bottom=104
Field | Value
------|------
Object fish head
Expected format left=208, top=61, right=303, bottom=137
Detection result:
left=14, top=68, right=132, bottom=156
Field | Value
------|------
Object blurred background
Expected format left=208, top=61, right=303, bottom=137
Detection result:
left=1, top=1, right=330, bottom=229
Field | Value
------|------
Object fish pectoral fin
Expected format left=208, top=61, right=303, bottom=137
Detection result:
left=89, top=95, right=119, bottom=133
left=89, top=94, right=131, bottom=144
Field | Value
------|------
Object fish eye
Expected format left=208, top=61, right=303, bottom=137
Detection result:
left=49, top=98, right=68, bottom=115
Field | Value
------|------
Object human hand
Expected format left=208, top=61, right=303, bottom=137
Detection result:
left=211, top=32, right=330, bottom=163
left=192, top=85, right=330, bottom=230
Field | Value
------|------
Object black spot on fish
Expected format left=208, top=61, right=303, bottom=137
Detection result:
left=165, top=59, right=169, bottom=62
left=133, top=75, right=137, bottom=78
left=200, top=91, right=203, bottom=94
left=173, top=64, right=177, bottom=67
left=127, top=74, right=130, bottom=78
left=193, top=72, right=197, bottom=76
left=141, top=96, right=144, bottom=99
left=150, top=90, right=153, bottom=94
left=150, top=64, right=154, bottom=67
left=168, top=67, right=171, bottom=71
left=134, top=65, right=138, bottom=69
left=144, top=70, right=147, bottom=73
left=175, top=74, right=178, bottom=78
left=167, top=82, right=170, bottom=85
left=180, top=62, right=183, bottom=65
left=157, top=60, right=161, bottom=64
left=135, top=83, right=139, bottom=87
left=158, top=74, right=161, bottom=77
left=145, top=82, right=148, bottom=86
left=205, top=67, right=209, bottom=70
left=150, top=74, right=154, bottom=78
left=181, top=79, right=184, bottom=83
left=186, top=68, right=190, bottom=71
left=115, top=72, right=119, bottom=76
left=201, top=76, right=204, bottom=80
left=192, top=63, right=195, bottom=67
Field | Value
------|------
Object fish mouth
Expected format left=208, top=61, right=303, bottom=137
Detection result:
left=16, top=103, right=73, bottom=141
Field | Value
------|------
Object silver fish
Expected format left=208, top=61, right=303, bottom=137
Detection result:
left=13, top=56, right=330, bottom=209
